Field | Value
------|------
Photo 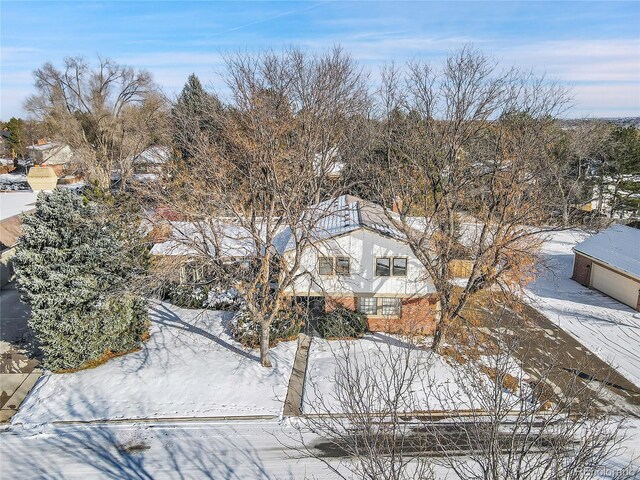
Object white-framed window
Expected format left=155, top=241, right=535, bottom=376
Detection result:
left=392, top=258, right=407, bottom=276
left=180, top=262, right=204, bottom=284
left=376, top=257, right=408, bottom=277
left=358, top=297, right=378, bottom=315
left=375, top=257, right=391, bottom=276
left=358, top=297, right=402, bottom=316
left=380, top=297, right=401, bottom=315
left=319, top=256, right=351, bottom=276
left=335, top=256, right=350, bottom=275
left=319, top=256, right=334, bottom=276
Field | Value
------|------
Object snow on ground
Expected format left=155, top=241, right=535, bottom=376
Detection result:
left=526, top=230, right=640, bottom=388
left=303, top=334, right=495, bottom=414
left=12, top=302, right=297, bottom=426
left=1, top=416, right=637, bottom=479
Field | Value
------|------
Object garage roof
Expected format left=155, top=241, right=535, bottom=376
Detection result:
left=574, top=225, right=640, bottom=280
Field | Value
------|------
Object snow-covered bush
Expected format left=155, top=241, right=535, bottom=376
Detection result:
left=166, top=283, right=209, bottom=309
left=317, top=307, right=367, bottom=339
left=13, top=189, right=149, bottom=370
left=230, top=304, right=304, bottom=348
left=204, top=287, right=242, bottom=311
left=166, top=283, right=242, bottom=310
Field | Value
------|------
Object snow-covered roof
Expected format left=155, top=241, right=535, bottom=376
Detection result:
left=0, top=192, right=38, bottom=221
left=151, top=195, right=407, bottom=258
left=150, top=221, right=257, bottom=258
left=27, top=142, right=63, bottom=152
left=133, top=146, right=170, bottom=165
left=573, top=225, right=640, bottom=279
left=307, top=194, right=404, bottom=240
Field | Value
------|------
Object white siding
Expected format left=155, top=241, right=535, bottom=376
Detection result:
left=286, top=228, right=434, bottom=296
left=590, top=263, right=640, bottom=310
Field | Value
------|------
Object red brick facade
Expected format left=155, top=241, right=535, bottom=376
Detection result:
left=325, top=296, right=357, bottom=312
left=324, top=295, right=438, bottom=335
left=572, top=252, right=592, bottom=287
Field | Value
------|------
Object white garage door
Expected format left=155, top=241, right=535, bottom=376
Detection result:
left=590, top=263, right=640, bottom=309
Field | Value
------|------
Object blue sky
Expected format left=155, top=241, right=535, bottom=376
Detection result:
left=1, top=1, right=639, bottom=119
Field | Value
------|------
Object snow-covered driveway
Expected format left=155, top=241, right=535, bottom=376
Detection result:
left=526, top=230, right=640, bottom=388
left=11, top=303, right=297, bottom=426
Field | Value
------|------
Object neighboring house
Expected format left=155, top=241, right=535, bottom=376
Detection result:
left=0, top=192, right=38, bottom=288
left=26, top=140, right=73, bottom=177
left=0, top=157, right=16, bottom=174
left=132, top=146, right=171, bottom=182
left=313, top=148, right=344, bottom=181
left=590, top=175, right=640, bottom=220
left=572, top=225, right=640, bottom=311
left=151, top=195, right=440, bottom=334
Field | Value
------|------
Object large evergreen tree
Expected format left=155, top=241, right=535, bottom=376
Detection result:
left=14, top=189, right=149, bottom=370
left=171, top=74, right=223, bottom=160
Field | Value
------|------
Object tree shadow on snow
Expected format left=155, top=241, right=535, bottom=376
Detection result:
left=149, top=303, right=260, bottom=363
left=3, top=392, right=289, bottom=480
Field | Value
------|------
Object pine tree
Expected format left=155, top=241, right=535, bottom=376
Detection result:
left=13, top=189, right=149, bottom=370
left=171, top=74, right=223, bottom=160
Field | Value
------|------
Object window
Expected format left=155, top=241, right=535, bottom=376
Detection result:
left=392, top=258, right=407, bottom=276
left=376, top=257, right=391, bottom=276
left=380, top=298, right=401, bottom=315
left=319, top=256, right=351, bottom=276
left=180, top=262, right=204, bottom=284
left=358, top=297, right=402, bottom=316
left=318, top=256, right=334, bottom=276
left=335, top=257, right=350, bottom=275
left=358, top=297, right=378, bottom=315
left=376, top=257, right=408, bottom=277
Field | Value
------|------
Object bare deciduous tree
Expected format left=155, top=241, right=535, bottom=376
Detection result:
left=362, top=47, right=572, bottom=353
left=25, top=56, right=168, bottom=188
left=148, top=47, right=371, bottom=367
left=426, top=307, right=638, bottom=480
left=296, top=335, right=435, bottom=480
left=296, top=311, right=636, bottom=480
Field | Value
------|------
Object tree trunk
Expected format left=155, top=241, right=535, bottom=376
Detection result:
left=431, top=307, right=447, bottom=354
left=431, top=326, right=446, bottom=354
left=259, top=321, right=272, bottom=368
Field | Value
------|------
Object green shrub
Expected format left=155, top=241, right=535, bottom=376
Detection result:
left=230, top=304, right=304, bottom=348
left=318, top=307, right=367, bottom=339
left=14, top=189, right=149, bottom=370
left=166, top=282, right=209, bottom=308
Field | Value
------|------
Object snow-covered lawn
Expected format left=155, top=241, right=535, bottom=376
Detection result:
left=303, top=334, right=494, bottom=414
left=12, top=302, right=297, bottom=426
left=526, top=230, right=640, bottom=388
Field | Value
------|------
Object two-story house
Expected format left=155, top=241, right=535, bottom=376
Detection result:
left=281, top=195, right=438, bottom=333
left=151, top=195, right=439, bottom=334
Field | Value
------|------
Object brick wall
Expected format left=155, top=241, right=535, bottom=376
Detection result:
left=325, top=296, right=357, bottom=312
left=572, top=252, right=592, bottom=286
left=367, top=295, right=438, bottom=335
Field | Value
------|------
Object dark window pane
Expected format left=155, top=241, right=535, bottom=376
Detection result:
left=358, top=297, right=377, bottom=315
left=335, top=257, right=350, bottom=275
left=376, top=257, right=391, bottom=276
left=319, top=257, right=334, bottom=275
left=393, top=258, right=407, bottom=276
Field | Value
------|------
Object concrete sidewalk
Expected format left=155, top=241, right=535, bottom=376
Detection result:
left=0, top=283, right=41, bottom=423
left=283, top=333, right=312, bottom=417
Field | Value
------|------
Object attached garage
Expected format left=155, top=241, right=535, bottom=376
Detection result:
left=572, top=225, right=640, bottom=311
